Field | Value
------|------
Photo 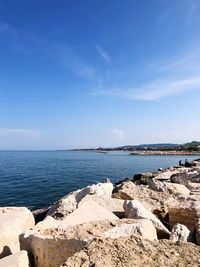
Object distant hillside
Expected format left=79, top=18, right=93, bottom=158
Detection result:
left=95, top=141, right=200, bottom=152
left=184, top=141, right=200, bottom=147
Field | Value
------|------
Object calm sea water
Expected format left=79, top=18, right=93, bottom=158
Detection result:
left=0, top=150, right=198, bottom=210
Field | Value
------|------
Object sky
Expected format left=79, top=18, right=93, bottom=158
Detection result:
left=0, top=0, right=200, bottom=149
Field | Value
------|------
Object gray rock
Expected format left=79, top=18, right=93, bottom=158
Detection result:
left=148, top=178, right=166, bottom=192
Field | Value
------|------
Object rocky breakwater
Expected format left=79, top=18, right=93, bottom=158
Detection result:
left=1, top=159, right=200, bottom=266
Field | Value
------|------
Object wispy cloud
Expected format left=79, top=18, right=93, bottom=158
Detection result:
left=113, top=129, right=124, bottom=141
left=90, top=44, right=200, bottom=101
left=92, top=77, right=200, bottom=101
left=0, top=128, right=43, bottom=139
left=95, top=44, right=111, bottom=63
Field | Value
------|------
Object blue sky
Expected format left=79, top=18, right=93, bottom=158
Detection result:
left=0, top=0, right=200, bottom=149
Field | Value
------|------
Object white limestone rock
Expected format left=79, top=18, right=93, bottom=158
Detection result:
left=0, top=207, right=35, bottom=258
left=0, top=251, right=30, bottom=267
left=164, top=182, right=190, bottom=195
left=47, top=182, right=114, bottom=219
left=58, top=200, right=118, bottom=229
left=170, top=223, right=192, bottom=243
left=78, top=194, right=125, bottom=218
left=103, top=219, right=157, bottom=241
left=123, top=200, right=170, bottom=238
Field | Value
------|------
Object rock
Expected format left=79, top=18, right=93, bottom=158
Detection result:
left=61, top=235, right=200, bottom=267
left=133, top=172, right=153, bottom=184
left=0, top=207, right=35, bottom=258
left=123, top=200, right=170, bottom=239
left=0, top=251, right=30, bottom=267
left=148, top=178, right=166, bottom=192
left=34, top=216, right=59, bottom=231
left=32, top=208, right=48, bottom=224
left=154, top=169, right=180, bottom=181
left=58, top=200, right=118, bottom=229
left=21, top=219, right=156, bottom=267
left=187, top=182, right=200, bottom=191
left=170, top=171, right=198, bottom=185
left=195, top=217, right=200, bottom=245
left=78, top=195, right=125, bottom=218
left=47, top=182, right=114, bottom=219
left=103, top=219, right=157, bottom=241
left=168, top=195, right=200, bottom=231
left=170, top=223, right=192, bottom=243
left=164, top=182, right=190, bottom=195
left=113, top=180, right=173, bottom=223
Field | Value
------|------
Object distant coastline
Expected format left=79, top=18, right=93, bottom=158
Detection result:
left=69, top=141, right=200, bottom=156
left=130, top=151, right=200, bottom=156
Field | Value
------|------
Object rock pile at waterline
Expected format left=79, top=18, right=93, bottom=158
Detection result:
left=1, top=159, right=200, bottom=266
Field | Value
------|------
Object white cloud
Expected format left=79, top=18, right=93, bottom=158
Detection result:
left=113, top=129, right=124, bottom=141
left=95, top=44, right=111, bottom=63
left=0, top=128, right=43, bottom=139
left=91, top=77, right=200, bottom=101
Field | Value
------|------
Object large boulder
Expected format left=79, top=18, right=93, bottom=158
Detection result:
left=168, top=195, right=200, bottom=231
left=34, top=216, right=59, bottom=231
left=78, top=194, right=125, bottom=218
left=0, top=207, right=35, bottom=258
left=123, top=200, right=170, bottom=238
left=21, top=219, right=156, bottom=267
left=0, top=250, right=30, bottom=267
left=103, top=219, right=157, bottom=241
left=148, top=178, right=166, bottom=192
left=133, top=172, right=153, bottom=184
left=154, top=169, right=180, bottom=181
left=47, top=182, right=114, bottom=219
left=170, top=171, right=199, bottom=185
left=164, top=182, right=190, bottom=195
left=113, top=180, right=173, bottom=222
left=61, top=235, right=200, bottom=267
left=58, top=200, right=118, bottom=229
left=169, top=223, right=192, bottom=243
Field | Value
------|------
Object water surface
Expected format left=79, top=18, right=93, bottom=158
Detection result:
left=0, top=150, right=198, bottom=210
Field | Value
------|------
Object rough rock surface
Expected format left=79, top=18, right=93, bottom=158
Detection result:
left=170, top=223, right=192, bottom=243
left=168, top=195, right=200, bottom=231
left=148, top=178, right=166, bottom=192
left=154, top=169, right=180, bottom=181
left=58, top=200, right=118, bottom=229
left=195, top=217, right=200, bottom=245
left=123, top=200, right=170, bottom=238
left=170, top=171, right=199, bottom=185
left=47, top=182, right=114, bottom=219
left=133, top=172, right=153, bottom=184
left=0, top=250, right=30, bottom=267
left=103, top=219, right=157, bottom=241
left=21, top=219, right=156, bottom=267
left=164, top=182, right=191, bottom=195
left=78, top=195, right=125, bottom=218
left=113, top=180, right=173, bottom=222
left=0, top=207, right=35, bottom=258
left=34, top=216, right=59, bottom=230
left=61, top=235, right=200, bottom=267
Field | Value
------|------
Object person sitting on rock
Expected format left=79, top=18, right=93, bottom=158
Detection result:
left=179, top=160, right=182, bottom=166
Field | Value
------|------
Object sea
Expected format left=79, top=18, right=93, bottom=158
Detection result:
left=0, top=150, right=198, bottom=210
